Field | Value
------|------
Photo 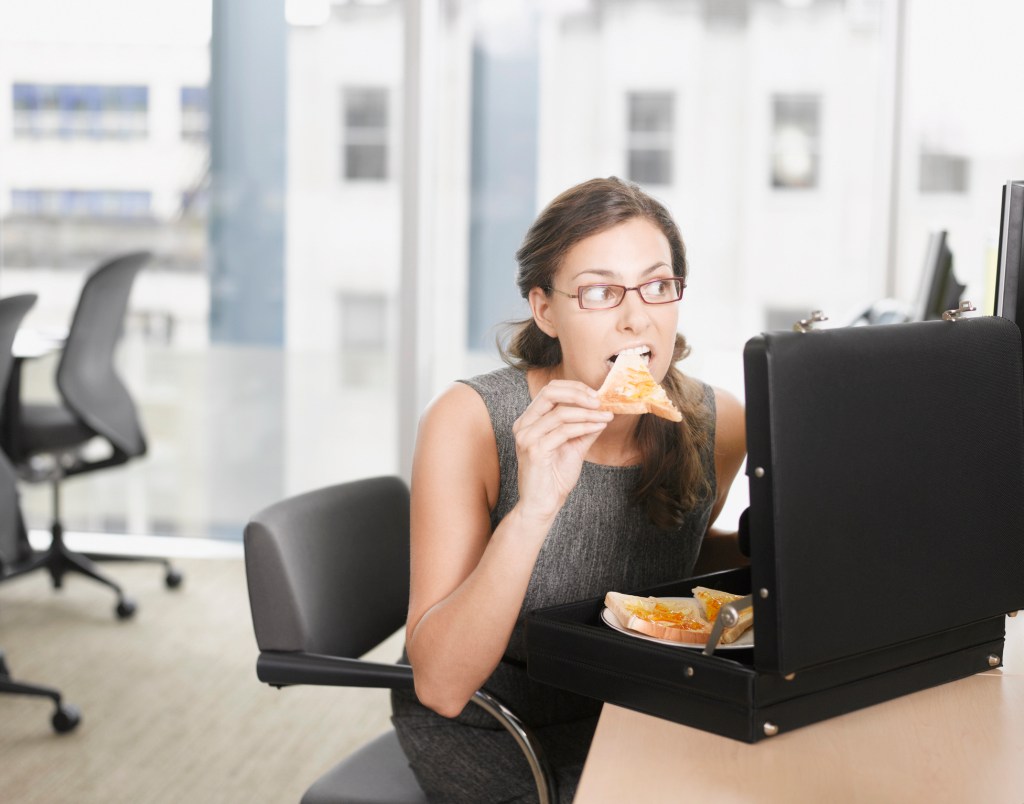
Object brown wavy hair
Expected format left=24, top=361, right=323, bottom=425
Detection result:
left=499, top=176, right=713, bottom=529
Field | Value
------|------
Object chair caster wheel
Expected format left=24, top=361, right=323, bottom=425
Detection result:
left=165, top=569, right=184, bottom=589
left=116, top=599, right=137, bottom=619
left=52, top=704, right=81, bottom=734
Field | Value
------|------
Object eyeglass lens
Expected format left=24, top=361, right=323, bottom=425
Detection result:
left=577, top=278, right=683, bottom=309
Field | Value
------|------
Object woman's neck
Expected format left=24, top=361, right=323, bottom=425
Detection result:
left=587, top=417, right=640, bottom=466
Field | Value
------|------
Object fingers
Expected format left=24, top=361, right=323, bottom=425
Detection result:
left=514, top=398, right=612, bottom=447
left=532, top=419, right=609, bottom=455
left=514, top=380, right=606, bottom=433
left=509, top=383, right=606, bottom=464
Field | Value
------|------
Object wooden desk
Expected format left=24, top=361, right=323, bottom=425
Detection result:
left=576, top=614, right=1024, bottom=803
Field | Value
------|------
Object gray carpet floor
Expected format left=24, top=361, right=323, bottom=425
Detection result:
left=0, top=554, right=399, bottom=803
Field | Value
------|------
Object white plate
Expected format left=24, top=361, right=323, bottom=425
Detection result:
left=601, top=604, right=754, bottom=650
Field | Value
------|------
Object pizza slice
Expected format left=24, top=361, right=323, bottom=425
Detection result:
left=597, top=353, right=682, bottom=422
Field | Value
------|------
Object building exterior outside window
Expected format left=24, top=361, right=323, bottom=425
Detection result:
left=342, top=86, right=389, bottom=181
left=918, top=151, right=969, bottom=194
left=340, top=291, right=388, bottom=349
left=13, top=83, right=149, bottom=139
left=770, top=94, right=820, bottom=189
left=11, top=189, right=152, bottom=219
left=181, top=86, right=209, bottom=140
left=626, top=91, right=674, bottom=185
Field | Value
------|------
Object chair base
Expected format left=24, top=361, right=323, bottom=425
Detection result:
left=83, top=553, right=184, bottom=589
left=0, top=650, right=81, bottom=733
left=0, top=522, right=141, bottom=619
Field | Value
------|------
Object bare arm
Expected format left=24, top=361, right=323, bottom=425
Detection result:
left=405, top=379, right=612, bottom=717
left=692, top=386, right=748, bottom=575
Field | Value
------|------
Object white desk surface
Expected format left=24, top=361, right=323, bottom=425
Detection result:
left=12, top=327, right=66, bottom=359
left=575, top=614, right=1024, bottom=803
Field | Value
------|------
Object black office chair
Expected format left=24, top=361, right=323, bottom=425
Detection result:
left=244, top=476, right=558, bottom=804
left=0, top=293, right=81, bottom=734
left=0, top=252, right=182, bottom=620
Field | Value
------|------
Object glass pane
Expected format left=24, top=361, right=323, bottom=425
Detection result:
left=1, top=3, right=214, bottom=540
left=628, top=148, right=673, bottom=185
left=897, top=0, right=1024, bottom=310
left=344, top=143, right=388, bottom=180
left=918, top=152, right=969, bottom=194
left=15, top=0, right=1017, bottom=554
left=344, top=87, right=388, bottom=128
left=771, top=95, right=820, bottom=189
left=629, top=92, right=674, bottom=133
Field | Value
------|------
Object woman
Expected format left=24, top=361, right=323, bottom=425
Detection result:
left=391, top=177, right=746, bottom=802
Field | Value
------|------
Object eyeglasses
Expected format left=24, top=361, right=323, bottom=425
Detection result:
left=548, top=278, right=686, bottom=310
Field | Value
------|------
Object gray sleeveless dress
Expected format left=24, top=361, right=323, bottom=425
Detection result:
left=391, top=366, right=717, bottom=803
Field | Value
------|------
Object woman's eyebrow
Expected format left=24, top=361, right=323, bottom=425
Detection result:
left=569, top=268, right=616, bottom=281
left=641, top=261, right=672, bottom=277
left=569, top=261, right=671, bottom=282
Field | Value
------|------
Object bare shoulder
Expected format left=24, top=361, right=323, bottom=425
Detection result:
left=414, top=381, right=499, bottom=508
left=417, top=378, right=493, bottom=442
left=420, top=381, right=490, bottom=430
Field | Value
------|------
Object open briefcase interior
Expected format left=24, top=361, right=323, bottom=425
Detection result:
left=525, top=315, right=1024, bottom=742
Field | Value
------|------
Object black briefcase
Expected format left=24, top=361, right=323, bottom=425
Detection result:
left=526, top=315, right=1024, bottom=742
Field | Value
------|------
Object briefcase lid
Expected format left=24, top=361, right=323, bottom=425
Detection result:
left=743, top=315, right=1024, bottom=675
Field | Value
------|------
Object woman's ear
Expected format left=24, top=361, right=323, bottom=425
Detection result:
left=528, top=287, right=558, bottom=339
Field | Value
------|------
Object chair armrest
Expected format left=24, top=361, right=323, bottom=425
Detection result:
left=257, top=652, right=559, bottom=803
left=257, top=651, right=415, bottom=690
left=471, top=689, right=558, bottom=804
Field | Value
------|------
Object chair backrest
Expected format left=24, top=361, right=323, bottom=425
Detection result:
left=0, top=294, right=37, bottom=569
left=244, top=476, right=411, bottom=658
left=56, top=251, right=150, bottom=458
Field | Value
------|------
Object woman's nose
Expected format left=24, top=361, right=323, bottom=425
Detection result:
left=614, top=289, right=649, bottom=330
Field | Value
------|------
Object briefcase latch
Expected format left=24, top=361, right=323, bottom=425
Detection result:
left=793, top=310, right=828, bottom=333
left=942, top=300, right=976, bottom=321
left=702, top=594, right=753, bottom=657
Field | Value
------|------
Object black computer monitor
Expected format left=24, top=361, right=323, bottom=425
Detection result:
left=914, top=230, right=965, bottom=321
left=993, top=180, right=1024, bottom=324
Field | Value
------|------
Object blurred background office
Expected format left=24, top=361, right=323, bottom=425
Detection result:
left=2, top=0, right=1024, bottom=798
left=2, top=0, right=1023, bottom=545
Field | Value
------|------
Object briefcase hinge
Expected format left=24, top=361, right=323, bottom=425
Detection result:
left=942, top=300, right=976, bottom=321
left=793, top=310, right=828, bottom=333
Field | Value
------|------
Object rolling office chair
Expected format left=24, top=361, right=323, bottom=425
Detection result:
left=0, top=252, right=182, bottom=620
left=244, top=476, right=558, bottom=804
left=0, top=293, right=81, bottom=734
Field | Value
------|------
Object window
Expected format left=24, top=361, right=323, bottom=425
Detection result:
left=342, top=87, right=389, bottom=181
left=181, top=187, right=209, bottom=218
left=626, top=92, right=674, bottom=185
left=12, top=83, right=148, bottom=139
left=339, top=292, right=392, bottom=386
left=918, top=151, right=969, bottom=194
left=339, top=292, right=389, bottom=350
left=10, top=189, right=152, bottom=219
left=181, top=86, right=209, bottom=140
left=770, top=94, right=820, bottom=189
